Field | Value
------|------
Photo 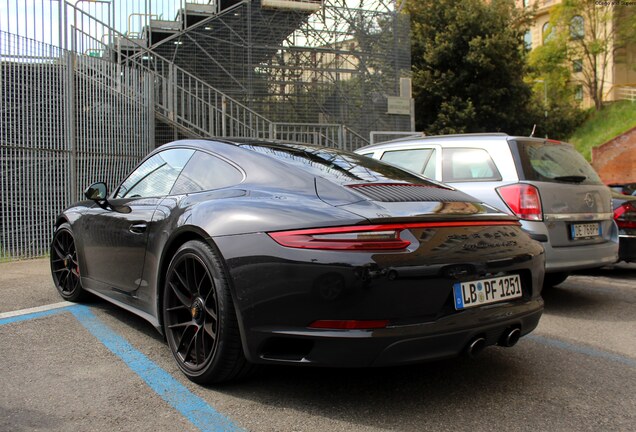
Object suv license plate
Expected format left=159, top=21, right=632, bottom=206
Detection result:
left=453, top=275, right=522, bottom=310
left=571, top=222, right=601, bottom=239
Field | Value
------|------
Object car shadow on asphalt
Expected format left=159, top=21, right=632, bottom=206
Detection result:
left=573, top=262, right=636, bottom=277
left=211, top=347, right=549, bottom=430
left=79, top=297, right=165, bottom=343
left=540, top=284, right=607, bottom=316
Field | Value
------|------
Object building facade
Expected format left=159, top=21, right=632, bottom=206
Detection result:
left=519, top=0, right=636, bottom=108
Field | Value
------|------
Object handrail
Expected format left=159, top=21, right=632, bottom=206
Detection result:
left=66, top=1, right=269, bottom=124
left=615, top=86, right=636, bottom=103
left=64, top=0, right=362, bottom=148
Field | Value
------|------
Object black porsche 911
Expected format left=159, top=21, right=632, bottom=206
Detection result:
left=51, top=139, right=545, bottom=383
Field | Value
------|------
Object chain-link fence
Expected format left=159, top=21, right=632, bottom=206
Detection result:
left=0, top=0, right=411, bottom=260
left=0, top=31, right=153, bottom=259
left=149, top=0, right=412, bottom=142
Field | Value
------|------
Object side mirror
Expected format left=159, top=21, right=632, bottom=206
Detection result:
left=83, top=183, right=131, bottom=213
left=85, top=182, right=108, bottom=201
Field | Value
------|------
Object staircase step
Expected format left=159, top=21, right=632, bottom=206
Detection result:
left=185, top=3, right=218, bottom=15
left=115, top=37, right=147, bottom=50
left=149, top=19, right=182, bottom=32
left=261, top=0, right=322, bottom=12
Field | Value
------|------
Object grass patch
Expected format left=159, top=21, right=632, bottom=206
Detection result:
left=568, top=100, right=636, bottom=160
left=0, top=253, right=49, bottom=263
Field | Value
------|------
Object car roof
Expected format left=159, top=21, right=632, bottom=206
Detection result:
left=357, top=133, right=551, bottom=152
left=159, top=138, right=337, bottom=152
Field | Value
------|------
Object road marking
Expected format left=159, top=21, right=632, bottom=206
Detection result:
left=70, top=305, right=244, bottom=432
left=0, top=304, right=244, bottom=432
left=0, top=301, right=72, bottom=320
left=528, top=334, right=636, bottom=368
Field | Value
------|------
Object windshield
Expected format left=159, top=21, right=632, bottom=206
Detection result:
left=513, top=140, right=603, bottom=185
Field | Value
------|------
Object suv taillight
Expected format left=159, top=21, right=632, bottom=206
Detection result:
left=614, top=201, right=636, bottom=230
left=496, top=184, right=543, bottom=221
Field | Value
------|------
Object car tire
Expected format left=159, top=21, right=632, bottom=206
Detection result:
left=50, top=222, right=88, bottom=302
left=163, top=240, right=255, bottom=384
left=543, top=272, right=569, bottom=287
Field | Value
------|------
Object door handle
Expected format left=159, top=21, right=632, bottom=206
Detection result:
left=129, top=223, right=147, bottom=234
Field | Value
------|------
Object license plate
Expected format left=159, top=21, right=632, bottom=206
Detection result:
left=570, top=222, right=601, bottom=239
left=453, top=275, right=522, bottom=310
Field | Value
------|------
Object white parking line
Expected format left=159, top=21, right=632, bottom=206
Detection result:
left=0, top=301, right=73, bottom=319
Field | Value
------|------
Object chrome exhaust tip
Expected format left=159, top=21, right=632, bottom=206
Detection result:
left=499, top=327, right=521, bottom=348
left=465, top=336, right=487, bottom=359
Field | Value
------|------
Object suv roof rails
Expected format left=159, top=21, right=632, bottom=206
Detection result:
left=362, top=132, right=510, bottom=149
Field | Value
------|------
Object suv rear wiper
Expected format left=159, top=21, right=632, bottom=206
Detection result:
left=552, top=175, right=587, bottom=183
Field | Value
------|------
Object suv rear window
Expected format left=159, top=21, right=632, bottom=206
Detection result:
left=513, top=140, right=603, bottom=185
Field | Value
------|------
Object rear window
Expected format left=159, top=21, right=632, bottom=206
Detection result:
left=239, top=142, right=445, bottom=187
left=513, top=140, right=603, bottom=185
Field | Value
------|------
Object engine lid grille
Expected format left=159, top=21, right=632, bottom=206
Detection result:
left=347, top=183, right=475, bottom=203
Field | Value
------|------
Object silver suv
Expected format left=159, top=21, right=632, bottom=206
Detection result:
left=356, top=133, right=619, bottom=286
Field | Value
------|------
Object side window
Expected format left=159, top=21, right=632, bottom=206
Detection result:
left=422, top=149, right=437, bottom=179
left=171, top=150, right=244, bottom=194
left=115, top=148, right=194, bottom=198
left=380, top=148, right=436, bottom=177
left=442, top=148, right=500, bottom=182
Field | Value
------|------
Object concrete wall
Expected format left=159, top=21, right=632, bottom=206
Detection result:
left=591, top=126, right=636, bottom=184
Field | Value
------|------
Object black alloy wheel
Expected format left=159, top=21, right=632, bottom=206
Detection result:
left=50, top=223, right=86, bottom=302
left=163, top=240, right=253, bottom=383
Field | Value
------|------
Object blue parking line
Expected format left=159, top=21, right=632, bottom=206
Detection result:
left=69, top=305, right=244, bottom=432
left=527, top=334, right=636, bottom=368
left=1, top=304, right=243, bottom=432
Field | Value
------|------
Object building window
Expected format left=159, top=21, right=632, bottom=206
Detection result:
left=573, top=59, right=583, bottom=73
left=574, top=85, right=583, bottom=101
left=524, top=30, right=532, bottom=51
left=542, top=22, right=554, bottom=43
left=570, top=16, right=584, bottom=40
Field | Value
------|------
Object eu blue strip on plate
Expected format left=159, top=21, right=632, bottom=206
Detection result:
left=453, top=283, right=464, bottom=309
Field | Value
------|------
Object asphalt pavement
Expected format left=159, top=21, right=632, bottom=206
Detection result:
left=1, top=258, right=635, bottom=432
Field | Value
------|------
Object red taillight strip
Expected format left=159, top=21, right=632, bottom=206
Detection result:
left=272, top=221, right=519, bottom=235
left=347, top=183, right=442, bottom=188
left=268, top=221, right=520, bottom=251
left=615, top=202, right=636, bottom=229
left=308, top=319, right=389, bottom=330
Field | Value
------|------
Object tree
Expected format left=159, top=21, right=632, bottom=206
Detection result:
left=525, top=30, right=585, bottom=139
left=406, top=0, right=535, bottom=135
left=544, top=0, right=636, bottom=111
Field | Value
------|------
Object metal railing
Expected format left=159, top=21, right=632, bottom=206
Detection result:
left=0, top=1, right=218, bottom=46
left=369, top=131, right=423, bottom=145
left=153, top=61, right=273, bottom=139
left=616, top=86, right=636, bottom=103
left=3, top=1, right=374, bottom=149
left=1, top=30, right=153, bottom=260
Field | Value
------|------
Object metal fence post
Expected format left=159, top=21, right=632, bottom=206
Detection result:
left=221, top=95, right=227, bottom=137
left=65, top=51, right=77, bottom=203
left=147, top=72, right=155, bottom=148
left=168, top=63, right=175, bottom=122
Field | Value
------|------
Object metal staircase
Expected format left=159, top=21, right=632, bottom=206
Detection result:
left=89, top=0, right=367, bottom=148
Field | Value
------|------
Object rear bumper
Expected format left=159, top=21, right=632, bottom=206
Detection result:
left=215, top=227, right=545, bottom=368
left=247, top=299, right=543, bottom=367
left=521, top=220, right=618, bottom=273
left=542, top=240, right=618, bottom=272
